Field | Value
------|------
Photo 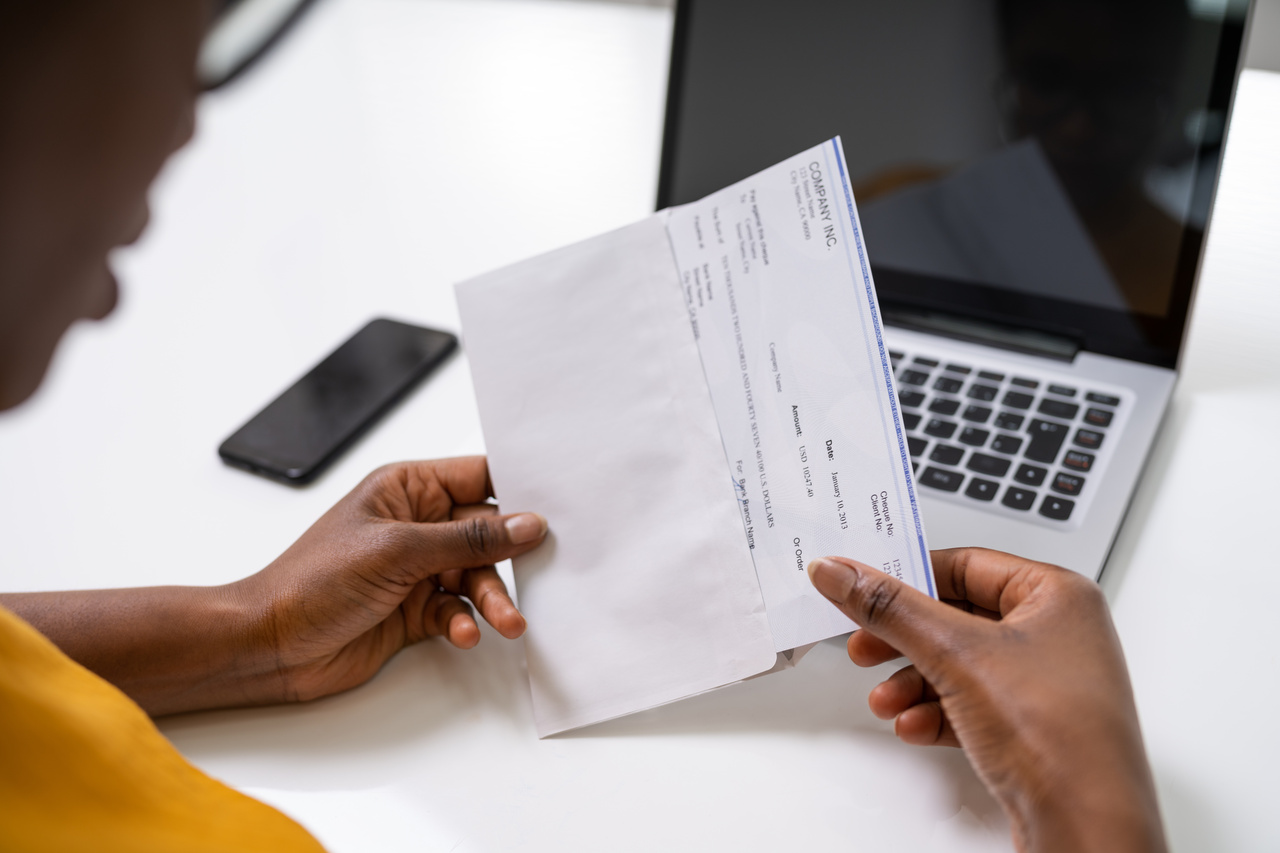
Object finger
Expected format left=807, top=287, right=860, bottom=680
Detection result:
left=868, top=664, right=935, bottom=720
left=421, top=588, right=480, bottom=649
left=440, top=504, right=499, bottom=588
left=462, top=566, right=526, bottom=639
left=436, top=568, right=467, bottom=595
left=807, top=556, right=973, bottom=668
left=429, top=456, right=497, bottom=505
left=396, top=511, right=548, bottom=581
left=377, top=458, right=496, bottom=514
left=930, top=547, right=1057, bottom=615
left=433, top=565, right=524, bottom=638
left=895, top=701, right=960, bottom=748
left=846, top=629, right=902, bottom=667
left=942, top=598, right=1002, bottom=621
left=445, top=610, right=481, bottom=649
left=451, top=503, right=499, bottom=522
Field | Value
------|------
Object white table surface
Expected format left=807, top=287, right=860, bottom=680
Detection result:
left=3, top=1, right=1279, bottom=850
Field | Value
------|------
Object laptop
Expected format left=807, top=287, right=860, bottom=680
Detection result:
left=657, top=0, right=1254, bottom=579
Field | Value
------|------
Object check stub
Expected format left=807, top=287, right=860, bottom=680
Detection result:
left=666, top=138, right=934, bottom=652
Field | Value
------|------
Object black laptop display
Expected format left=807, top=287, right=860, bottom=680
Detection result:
left=658, top=0, right=1251, bottom=368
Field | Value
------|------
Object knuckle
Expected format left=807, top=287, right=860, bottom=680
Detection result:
left=459, top=515, right=496, bottom=558
left=1049, top=566, right=1101, bottom=601
left=949, top=552, right=971, bottom=602
left=363, top=462, right=399, bottom=488
left=352, top=463, right=402, bottom=504
left=856, top=573, right=903, bottom=627
left=1070, top=576, right=1109, bottom=614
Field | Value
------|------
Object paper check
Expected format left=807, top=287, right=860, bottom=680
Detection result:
left=458, top=137, right=933, bottom=734
left=667, top=138, right=933, bottom=651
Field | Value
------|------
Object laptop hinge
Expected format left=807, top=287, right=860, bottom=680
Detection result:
left=883, top=307, right=1081, bottom=362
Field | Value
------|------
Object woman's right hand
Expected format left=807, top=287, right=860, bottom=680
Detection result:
left=807, top=548, right=1166, bottom=853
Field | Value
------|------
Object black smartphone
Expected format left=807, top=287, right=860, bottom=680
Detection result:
left=218, top=318, right=458, bottom=485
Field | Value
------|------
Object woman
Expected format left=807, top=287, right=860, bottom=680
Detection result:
left=0, top=2, right=1167, bottom=851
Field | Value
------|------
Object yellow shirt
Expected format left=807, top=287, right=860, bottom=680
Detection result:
left=0, top=604, right=325, bottom=853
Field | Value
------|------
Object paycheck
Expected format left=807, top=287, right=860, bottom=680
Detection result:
left=457, top=138, right=933, bottom=736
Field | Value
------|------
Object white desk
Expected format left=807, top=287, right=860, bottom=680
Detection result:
left=2, top=1, right=1279, bottom=850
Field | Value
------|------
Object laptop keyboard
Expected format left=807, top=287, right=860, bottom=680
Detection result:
left=891, top=350, right=1127, bottom=527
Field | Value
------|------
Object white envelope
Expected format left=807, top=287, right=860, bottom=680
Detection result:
left=457, top=214, right=778, bottom=737
left=457, top=139, right=931, bottom=737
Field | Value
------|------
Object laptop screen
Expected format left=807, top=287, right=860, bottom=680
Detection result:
left=657, top=0, right=1251, bottom=367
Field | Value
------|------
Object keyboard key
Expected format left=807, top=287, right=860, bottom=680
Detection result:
left=912, top=460, right=918, bottom=473
left=1047, top=384, right=1078, bottom=397
left=1011, top=377, right=1039, bottom=389
left=1003, top=391, right=1034, bottom=409
left=900, top=390, right=925, bottom=408
left=967, top=453, right=1011, bottom=477
left=929, top=398, right=960, bottom=416
left=1063, top=450, right=1094, bottom=472
left=965, top=478, right=999, bottom=502
left=962, top=405, right=992, bottom=423
left=1084, top=407, right=1114, bottom=427
left=1002, top=487, right=1036, bottom=511
left=1026, top=419, right=1069, bottom=463
left=1052, top=472, right=1085, bottom=496
left=978, top=370, right=1005, bottom=382
left=960, top=427, right=989, bottom=446
left=925, top=419, right=958, bottom=439
left=1037, top=398, right=1080, bottom=420
left=889, top=350, right=905, bottom=362
left=908, top=436, right=928, bottom=457
left=930, top=444, right=964, bottom=466
left=920, top=466, right=964, bottom=492
left=899, top=370, right=930, bottom=386
left=913, top=357, right=940, bottom=368
left=1015, top=464, right=1048, bottom=486
left=994, top=412, right=1024, bottom=431
left=990, top=434, right=1024, bottom=455
left=945, top=364, right=972, bottom=375
left=1086, top=392, right=1121, bottom=406
left=1074, top=428, right=1105, bottom=450
left=968, top=384, right=999, bottom=402
left=1039, top=495, right=1075, bottom=521
left=903, top=412, right=922, bottom=431
left=933, top=376, right=964, bottom=394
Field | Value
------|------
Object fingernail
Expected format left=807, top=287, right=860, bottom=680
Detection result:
left=505, top=513, right=547, bottom=544
left=807, top=557, right=859, bottom=601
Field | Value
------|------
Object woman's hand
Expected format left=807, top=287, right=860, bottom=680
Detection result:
left=228, top=456, right=547, bottom=704
left=2, top=457, right=546, bottom=716
left=808, top=548, right=1166, bottom=853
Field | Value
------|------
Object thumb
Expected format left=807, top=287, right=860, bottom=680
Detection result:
left=807, top=556, right=971, bottom=669
left=397, top=511, right=548, bottom=580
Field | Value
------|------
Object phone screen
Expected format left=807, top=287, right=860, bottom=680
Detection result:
left=218, top=318, right=457, bottom=484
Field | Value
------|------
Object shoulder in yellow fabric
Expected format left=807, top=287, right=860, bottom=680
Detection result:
left=0, top=605, right=326, bottom=853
